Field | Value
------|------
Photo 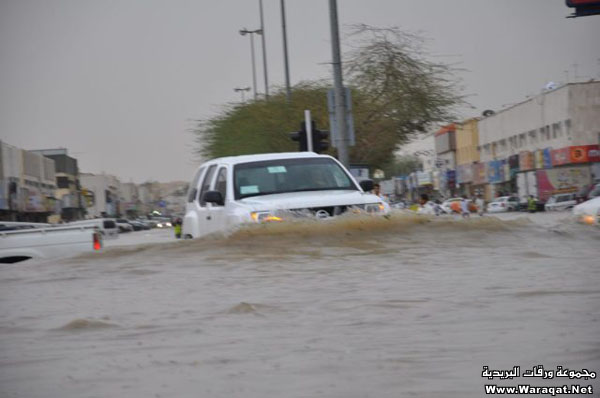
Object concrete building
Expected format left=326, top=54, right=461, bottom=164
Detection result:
left=80, top=173, right=121, bottom=218
left=478, top=81, right=600, bottom=199
left=434, top=124, right=457, bottom=197
left=479, top=82, right=600, bottom=161
left=31, top=148, right=85, bottom=221
left=0, top=141, right=57, bottom=222
left=455, top=118, right=481, bottom=196
left=0, top=141, right=23, bottom=217
left=120, top=182, right=140, bottom=218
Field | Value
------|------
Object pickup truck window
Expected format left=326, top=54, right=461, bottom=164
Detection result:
left=199, top=165, right=217, bottom=206
left=214, top=167, right=227, bottom=205
left=234, top=158, right=357, bottom=200
left=187, top=167, right=205, bottom=203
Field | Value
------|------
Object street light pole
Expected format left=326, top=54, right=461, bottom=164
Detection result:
left=239, top=28, right=262, bottom=101
left=328, top=0, right=349, bottom=167
left=259, top=0, right=269, bottom=100
left=280, top=0, right=291, bottom=103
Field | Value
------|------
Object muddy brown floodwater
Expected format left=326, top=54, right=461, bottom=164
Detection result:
left=1, top=212, right=599, bottom=397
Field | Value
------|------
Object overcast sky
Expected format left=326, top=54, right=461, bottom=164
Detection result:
left=1, top=0, right=598, bottom=182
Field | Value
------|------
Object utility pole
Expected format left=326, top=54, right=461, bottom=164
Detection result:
left=239, top=28, right=262, bottom=100
left=328, top=0, right=349, bottom=167
left=259, top=0, right=269, bottom=100
left=281, top=0, right=291, bottom=102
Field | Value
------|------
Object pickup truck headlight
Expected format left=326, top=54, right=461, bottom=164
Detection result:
left=363, top=203, right=386, bottom=213
left=582, top=214, right=595, bottom=225
left=250, top=211, right=283, bottom=222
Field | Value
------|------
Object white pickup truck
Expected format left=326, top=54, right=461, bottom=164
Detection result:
left=0, top=222, right=102, bottom=263
left=183, top=152, right=388, bottom=239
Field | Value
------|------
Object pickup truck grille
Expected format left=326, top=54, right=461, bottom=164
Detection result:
left=288, top=205, right=352, bottom=219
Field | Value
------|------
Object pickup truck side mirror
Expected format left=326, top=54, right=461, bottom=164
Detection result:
left=359, top=179, right=374, bottom=192
left=202, top=191, right=224, bottom=206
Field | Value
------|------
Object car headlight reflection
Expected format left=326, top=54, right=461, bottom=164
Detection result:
left=363, top=203, right=385, bottom=213
left=250, top=211, right=283, bottom=223
left=582, top=215, right=595, bottom=225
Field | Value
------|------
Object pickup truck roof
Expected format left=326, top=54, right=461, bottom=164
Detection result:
left=201, top=152, right=327, bottom=167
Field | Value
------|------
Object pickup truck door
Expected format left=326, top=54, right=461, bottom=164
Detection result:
left=196, top=164, right=218, bottom=236
left=205, top=165, right=229, bottom=235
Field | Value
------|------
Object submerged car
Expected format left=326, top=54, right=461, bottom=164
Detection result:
left=544, top=193, right=577, bottom=211
left=572, top=196, right=600, bottom=226
left=440, top=198, right=463, bottom=213
left=487, top=196, right=519, bottom=213
left=182, top=152, right=388, bottom=238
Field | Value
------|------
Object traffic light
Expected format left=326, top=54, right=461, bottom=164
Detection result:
left=289, top=121, right=329, bottom=153
left=311, top=127, right=329, bottom=154
left=289, top=122, right=308, bottom=152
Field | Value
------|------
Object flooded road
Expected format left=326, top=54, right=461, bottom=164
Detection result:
left=1, top=212, right=599, bottom=397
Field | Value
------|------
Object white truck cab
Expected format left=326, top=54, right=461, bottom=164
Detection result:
left=182, top=152, right=387, bottom=239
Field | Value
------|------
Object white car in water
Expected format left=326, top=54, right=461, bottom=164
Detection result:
left=544, top=193, right=577, bottom=211
left=487, top=196, right=519, bottom=213
left=572, top=196, right=600, bottom=226
left=182, top=152, right=388, bottom=238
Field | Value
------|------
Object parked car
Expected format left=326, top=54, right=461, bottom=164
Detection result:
left=441, top=198, right=463, bottom=213
left=133, top=220, right=152, bottom=230
left=68, top=218, right=119, bottom=239
left=572, top=196, right=600, bottom=226
left=182, top=152, right=388, bottom=239
left=487, top=196, right=519, bottom=213
left=544, top=193, right=577, bottom=211
left=582, top=183, right=600, bottom=201
left=115, top=218, right=134, bottom=233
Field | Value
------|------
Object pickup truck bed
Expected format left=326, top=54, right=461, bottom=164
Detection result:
left=0, top=223, right=102, bottom=263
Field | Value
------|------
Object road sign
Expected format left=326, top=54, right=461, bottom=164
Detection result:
left=327, top=87, right=355, bottom=147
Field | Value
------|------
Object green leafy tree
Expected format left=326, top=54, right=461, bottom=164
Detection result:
left=344, top=25, right=463, bottom=167
left=193, top=25, right=463, bottom=171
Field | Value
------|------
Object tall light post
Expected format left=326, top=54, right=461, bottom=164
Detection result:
left=328, top=0, right=349, bottom=167
left=280, top=0, right=291, bottom=102
left=239, top=28, right=262, bottom=101
left=259, top=0, right=269, bottom=99
left=234, top=86, right=251, bottom=102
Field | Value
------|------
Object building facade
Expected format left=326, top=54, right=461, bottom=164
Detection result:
left=32, top=148, right=85, bottom=221
left=455, top=118, right=481, bottom=196
left=478, top=82, right=600, bottom=200
left=0, top=141, right=57, bottom=222
left=80, top=173, right=121, bottom=218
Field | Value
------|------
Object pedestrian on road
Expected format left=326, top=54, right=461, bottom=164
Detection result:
left=174, top=218, right=182, bottom=239
left=475, top=195, right=485, bottom=216
left=461, top=195, right=470, bottom=219
left=527, top=195, right=537, bottom=213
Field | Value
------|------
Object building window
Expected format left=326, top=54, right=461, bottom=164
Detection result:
left=499, top=139, right=507, bottom=152
left=56, top=176, right=69, bottom=189
left=519, top=133, right=526, bottom=147
left=528, top=130, right=537, bottom=143
left=552, top=123, right=559, bottom=139
left=564, top=119, right=572, bottom=137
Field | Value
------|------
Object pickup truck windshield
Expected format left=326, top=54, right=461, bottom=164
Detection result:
left=234, top=157, right=357, bottom=200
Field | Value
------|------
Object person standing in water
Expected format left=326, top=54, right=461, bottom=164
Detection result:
left=461, top=196, right=470, bottom=219
left=475, top=195, right=485, bottom=216
left=174, top=218, right=182, bottom=239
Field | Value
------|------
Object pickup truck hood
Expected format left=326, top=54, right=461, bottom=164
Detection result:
left=573, top=197, right=600, bottom=216
left=238, top=190, right=381, bottom=211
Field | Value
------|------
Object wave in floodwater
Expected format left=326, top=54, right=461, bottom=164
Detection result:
left=71, top=212, right=556, bottom=263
